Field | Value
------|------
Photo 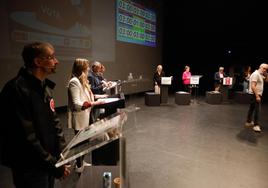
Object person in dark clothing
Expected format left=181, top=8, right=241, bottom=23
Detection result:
left=214, top=66, right=227, bottom=91
left=0, top=42, right=70, bottom=188
left=87, top=61, right=109, bottom=123
left=88, top=61, right=108, bottom=94
left=153, top=65, right=165, bottom=94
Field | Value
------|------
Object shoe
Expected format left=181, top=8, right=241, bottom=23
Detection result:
left=245, top=121, right=254, bottom=127
left=75, top=165, right=84, bottom=173
left=253, top=125, right=261, bottom=133
left=83, top=161, right=92, bottom=167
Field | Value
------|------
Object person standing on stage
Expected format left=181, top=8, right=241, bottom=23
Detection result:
left=87, top=61, right=109, bottom=123
left=242, top=65, right=251, bottom=93
left=88, top=61, right=111, bottom=94
left=245, top=63, right=268, bottom=132
left=153, top=64, right=165, bottom=94
left=0, top=42, right=70, bottom=188
left=214, top=66, right=227, bottom=91
left=67, top=58, right=105, bottom=173
left=182, top=65, right=192, bottom=93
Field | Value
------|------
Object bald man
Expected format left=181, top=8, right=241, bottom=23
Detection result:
left=245, top=63, right=268, bottom=132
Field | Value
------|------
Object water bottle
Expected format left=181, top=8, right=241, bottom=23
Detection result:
left=103, top=172, right=112, bottom=188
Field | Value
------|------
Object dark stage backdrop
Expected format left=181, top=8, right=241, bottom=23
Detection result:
left=0, top=0, right=163, bottom=106
left=162, top=1, right=268, bottom=101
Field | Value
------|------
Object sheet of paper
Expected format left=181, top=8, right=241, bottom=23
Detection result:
left=97, top=98, right=120, bottom=103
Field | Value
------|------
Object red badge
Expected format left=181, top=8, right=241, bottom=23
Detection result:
left=50, top=98, right=55, bottom=112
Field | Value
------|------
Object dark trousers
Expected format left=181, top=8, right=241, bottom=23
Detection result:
left=184, top=84, right=191, bottom=93
left=74, top=130, right=84, bottom=167
left=247, top=94, right=260, bottom=125
left=90, top=107, right=100, bottom=124
left=12, top=168, right=54, bottom=188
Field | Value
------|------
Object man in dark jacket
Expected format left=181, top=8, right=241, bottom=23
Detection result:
left=0, top=42, right=70, bottom=188
left=88, top=61, right=107, bottom=94
left=214, top=66, right=227, bottom=91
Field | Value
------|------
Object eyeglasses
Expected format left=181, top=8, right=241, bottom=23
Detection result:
left=40, top=55, right=57, bottom=61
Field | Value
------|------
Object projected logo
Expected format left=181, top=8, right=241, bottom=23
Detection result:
left=116, top=0, right=156, bottom=47
left=6, top=0, right=91, bottom=59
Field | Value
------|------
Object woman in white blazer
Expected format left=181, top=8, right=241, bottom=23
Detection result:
left=67, top=58, right=104, bottom=173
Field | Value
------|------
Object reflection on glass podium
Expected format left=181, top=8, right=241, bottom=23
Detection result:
left=56, top=105, right=139, bottom=188
left=56, top=112, right=127, bottom=168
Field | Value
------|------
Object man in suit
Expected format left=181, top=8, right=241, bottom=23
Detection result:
left=214, top=67, right=227, bottom=91
left=88, top=61, right=109, bottom=94
left=88, top=61, right=110, bottom=122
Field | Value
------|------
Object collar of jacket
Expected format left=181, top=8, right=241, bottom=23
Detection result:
left=17, top=67, right=56, bottom=90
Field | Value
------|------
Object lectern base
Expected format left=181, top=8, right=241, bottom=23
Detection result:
left=175, top=91, right=191, bottom=105
left=92, top=139, right=119, bottom=165
left=206, top=91, right=222, bottom=104
left=234, top=92, right=250, bottom=104
left=145, top=92, right=160, bottom=106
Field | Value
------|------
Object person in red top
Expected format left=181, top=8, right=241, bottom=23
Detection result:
left=182, top=65, right=192, bottom=93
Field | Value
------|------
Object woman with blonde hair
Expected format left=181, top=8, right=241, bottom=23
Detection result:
left=153, top=65, right=165, bottom=94
left=67, top=58, right=104, bottom=173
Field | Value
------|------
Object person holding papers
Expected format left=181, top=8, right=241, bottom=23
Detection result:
left=88, top=61, right=112, bottom=94
left=67, top=58, right=105, bottom=173
left=214, top=67, right=227, bottom=91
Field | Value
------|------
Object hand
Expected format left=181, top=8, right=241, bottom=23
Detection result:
left=60, top=165, right=71, bottom=180
left=107, top=81, right=113, bottom=87
left=82, top=101, right=91, bottom=110
left=256, top=95, right=261, bottom=103
left=102, top=81, right=108, bottom=87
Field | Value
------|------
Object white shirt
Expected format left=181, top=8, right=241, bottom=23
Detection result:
left=249, top=70, right=264, bottom=96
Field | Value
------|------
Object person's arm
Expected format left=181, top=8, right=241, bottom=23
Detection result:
left=184, top=72, right=191, bottom=80
left=92, top=82, right=104, bottom=93
left=89, top=74, right=106, bottom=93
left=51, top=110, right=71, bottom=179
left=251, top=81, right=261, bottom=102
left=214, top=72, right=220, bottom=81
left=182, top=72, right=186, bottom=81
left=68, top=79, right=90, bottom=111
left=153, top=73, right=158, bottom=85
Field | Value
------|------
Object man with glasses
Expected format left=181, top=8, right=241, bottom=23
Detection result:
left=245, top=63, right=268, bottom=132
left=0, top=42, right=70, bottom=188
